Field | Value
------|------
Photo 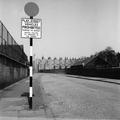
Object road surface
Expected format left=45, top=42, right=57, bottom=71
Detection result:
left=0, top=73, right=120, bottom=120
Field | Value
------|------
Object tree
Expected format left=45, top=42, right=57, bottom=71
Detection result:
left=105, top=46, right=113, bottom=51
left=99, top=47, right=118, bottom=67
left=116, top=52, right=120, bottom=66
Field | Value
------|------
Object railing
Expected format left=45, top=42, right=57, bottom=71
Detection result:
left=0, top=21, right=28, bottom=65
left=66, top=67, right=120, bottom=79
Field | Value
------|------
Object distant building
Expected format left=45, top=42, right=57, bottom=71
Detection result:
left=47, top=57, right=54, bottom=70
left=38, top=57, right=77, bottom=71
left=59, top=58, right=65, bottom=69
left=53, top=58, right=57, bottom=69
left=39, top=57, right=47, bottom=70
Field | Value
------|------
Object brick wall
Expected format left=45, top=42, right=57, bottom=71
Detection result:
left=0, top=55, right=28, bottom=89
left=66, top=67, right=120, bottom=79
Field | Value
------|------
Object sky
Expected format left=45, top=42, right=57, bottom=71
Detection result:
left=0, top=0, right=120, bottom=59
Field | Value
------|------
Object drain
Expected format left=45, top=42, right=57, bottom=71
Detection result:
left=21, top=92, right=34, bottom=109
left=21, top=92, right=34, bottom=97
left=21, top=92, right=29, bottom=97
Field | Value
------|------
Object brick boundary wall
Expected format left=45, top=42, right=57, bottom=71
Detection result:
left=39, top=69, right=65, bottom=74
left=38, top=67, right=120, bottom=79
left=0, top=55, right=28, bottom=89
left=65, top=67, right=120, bottom=79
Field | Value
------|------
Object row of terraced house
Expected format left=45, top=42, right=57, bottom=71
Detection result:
left=33, top=57, right=78, bottom=72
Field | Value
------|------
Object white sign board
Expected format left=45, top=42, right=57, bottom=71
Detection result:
left=21, top=18, right=42, bottom=39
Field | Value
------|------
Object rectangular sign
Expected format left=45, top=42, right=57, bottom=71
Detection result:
left=21, top=18, right=42, bottom=39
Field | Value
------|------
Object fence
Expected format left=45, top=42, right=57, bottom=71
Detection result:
left=0, top=21, right=27, bottom=65
left=0, top=21, right=28, bottom=89
left=66, top=67, right=120, bottom=79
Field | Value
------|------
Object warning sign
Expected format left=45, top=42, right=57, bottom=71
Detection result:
left=21, top=18, right=42, bottom=39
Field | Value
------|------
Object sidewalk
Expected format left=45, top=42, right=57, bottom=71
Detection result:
left=0, top=74, right=47, bottom=118
left=66, top=74, right=120, bottom=85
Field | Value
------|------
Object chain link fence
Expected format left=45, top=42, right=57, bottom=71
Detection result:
left=0, top=21, right=28, bottom=65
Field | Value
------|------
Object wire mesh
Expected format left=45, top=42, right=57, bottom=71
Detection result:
left=0, top=21, right=28, bottom=65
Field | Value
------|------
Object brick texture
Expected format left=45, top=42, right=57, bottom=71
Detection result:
left=0, top=55, right=28, bottom=89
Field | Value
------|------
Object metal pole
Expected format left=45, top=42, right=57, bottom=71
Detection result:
left=29, top=16, right=33, bottom=109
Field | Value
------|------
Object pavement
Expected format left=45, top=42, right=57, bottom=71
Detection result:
left=0, top=73, right=120, bottom=120
left=0, top=74, right=48, bottom=119
left=66, top=74, right=120, bottom=85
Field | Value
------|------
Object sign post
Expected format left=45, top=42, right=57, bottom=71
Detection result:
left=23, top=2, right=40, bottom=110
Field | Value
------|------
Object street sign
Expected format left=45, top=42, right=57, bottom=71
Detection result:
left=21, top=18, right=42, bottom=39
left=24, top=2, right=39, bottom=17
left=23, top=2, right=40, bottom=109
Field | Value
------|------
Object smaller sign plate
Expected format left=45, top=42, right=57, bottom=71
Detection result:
left=21, top=18, right=42, bottom=39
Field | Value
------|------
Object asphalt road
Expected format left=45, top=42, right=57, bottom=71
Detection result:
left=0, top=73, right=120, bottom=120
left=40, top=73, right=120, bottom=119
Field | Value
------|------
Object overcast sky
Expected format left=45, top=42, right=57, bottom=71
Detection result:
left=0, top=0, right=120, bottom=59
